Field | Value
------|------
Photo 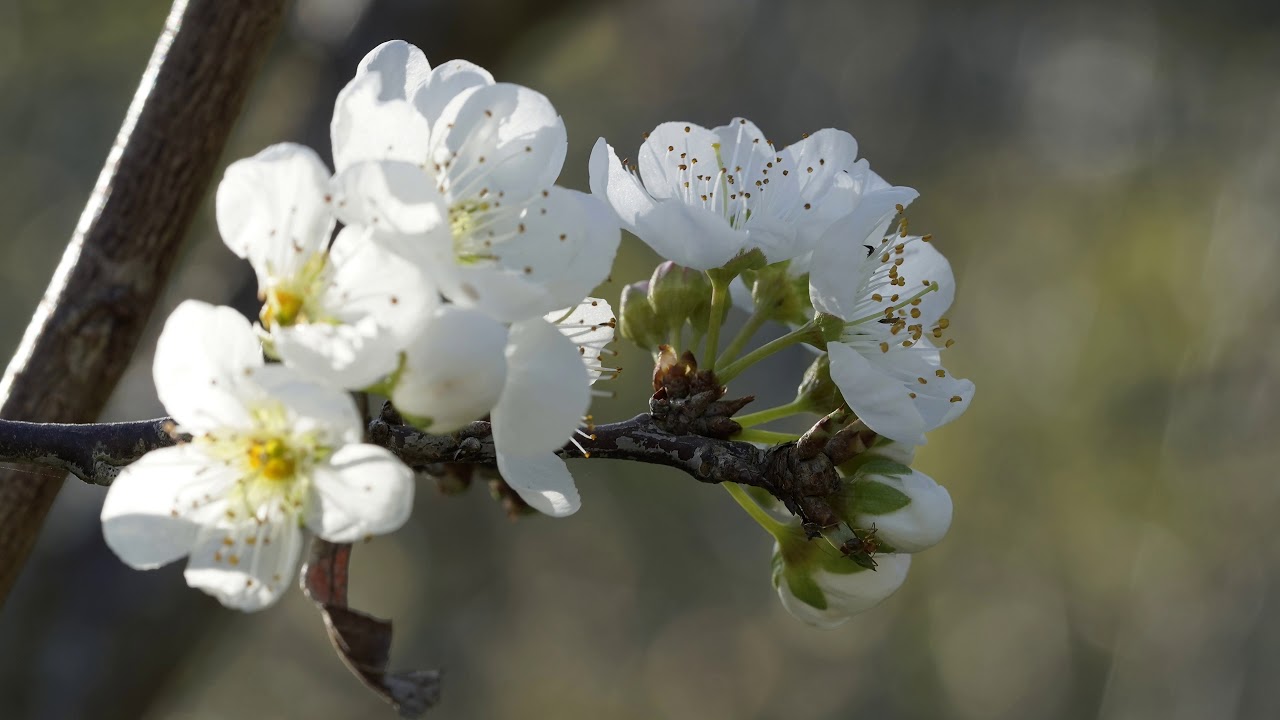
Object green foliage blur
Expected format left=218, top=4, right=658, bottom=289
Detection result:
left=2, top=0, right=1279, bottom=718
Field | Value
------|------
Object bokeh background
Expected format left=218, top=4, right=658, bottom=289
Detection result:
left=2, top=0, right=1279, bottom=717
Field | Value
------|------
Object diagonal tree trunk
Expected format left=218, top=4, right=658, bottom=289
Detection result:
left=0, top=0, right=288, bottom=607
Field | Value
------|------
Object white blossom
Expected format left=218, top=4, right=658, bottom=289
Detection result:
left=100, top=301, right=414, bottom=611
left=590, top=118, right=873, bottom=270
left=328, top=40, right=619, bottom=323
left=489, top=298, right=615, bottom=516
left=772, top=539, right=911, bottom=629
left=809, top=209, right=973, bottom=446
left=851, top=467, right=953, bottom=553
left=217, top=142, right=435, bottom=390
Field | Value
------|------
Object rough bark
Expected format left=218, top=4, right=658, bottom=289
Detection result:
left=0, top=0, right=288, bottom=606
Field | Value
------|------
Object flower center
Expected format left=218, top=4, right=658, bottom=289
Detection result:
left=449, top=199, right=499, bottom=265
left=258, top=252, right=331, bottom=328
left=246, top=437, right=297, bottom=482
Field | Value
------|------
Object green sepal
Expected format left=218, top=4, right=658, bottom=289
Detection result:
left=845, top=478, right=911, bottom=516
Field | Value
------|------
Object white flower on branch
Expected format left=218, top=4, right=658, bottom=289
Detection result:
left=100, top=300, right=414, bottom=611
left=217, top=142, right=436, bottom=390
left=589, top=118, right=870, bottom=271
left=809, top=208, right=974, bottom=446
left=328, top=40, right=619, bottom=324
left=489, top=298, right=616, bottom=516
left=771, top=522, right=911, bottom=629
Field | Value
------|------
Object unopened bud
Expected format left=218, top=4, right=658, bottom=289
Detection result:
left=794, top=353, right=844, bottom=414
left=648, top=261, right=712, bottom=334
left=619, top=280, right=664, bottom=350
left=742, top=261, right=811, bottom=325
left=771, top=521, right=911, bottom=628
left=832, top=460, right=952, bottom=553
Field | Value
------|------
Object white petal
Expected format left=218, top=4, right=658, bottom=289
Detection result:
left=272, top=319, right=400, bottom=391
left=854, top=471, right=953, bottom=553
left=589, top=137, right=656, bottom=230
left=779, top=129, right=860, bottom=211
left=331, top=41, right=434, bottom=172
left=307, top=444, right=415, bottom=543
left=893, top=238, right=955, bottom=329
left=635, top=199, right=748, bottom=270
left=494, top=451, right=580, bottom=517
left=326, top=225, right=438, bottom=342
left=413, top=59, right=494, bottom=128
left=392, top=306, right=509, bottom=431
left=774, top=547, right=911, bottom=628
left=431, top=82, right=567, bottom=206
left=807, top=212, right=887, bottom=319
left=828, top=341, right=927, bottom=446
left=153, top=301, right=262, bottom=432
left=330, top=160, right=448, bottom=235
left=246, top=364, right=365, bottom=445
left=216, top=143, right=335, bottom=286
left=100, top=444, right=235, bottom=570
left=548, top=297, right=615, bottom=384
left=475, top=188, right=620, bottom=316
left=491, top=318, right=590, bottom=455
left=350, top=39, right=433, bottom=100
left=183, top=515, right=304, bottom=612
left=741, top=212, right=801, bottom=265
left=637, top=121, right=721, bottom=200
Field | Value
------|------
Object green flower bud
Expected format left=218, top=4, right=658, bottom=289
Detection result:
left=770, top=520, right=911, bottom=628
left=647, top=261, right=712, bottom=333
left=794, top=353, right=844, bottom=414
left=619, top=280, right=664, bottom=350
left=742, top=261, right=811, bottom=326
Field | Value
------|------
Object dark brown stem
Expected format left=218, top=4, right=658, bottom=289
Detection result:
left=0, top=413, right=841, bottom=514
left=0, top=0, right=287, bottom=606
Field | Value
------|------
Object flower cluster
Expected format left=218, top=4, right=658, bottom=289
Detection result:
left=99, top=41, right=974, bottom=627
left=101, top=41, right=619, bottom=610
left=597, top=118, right=972, bottom=626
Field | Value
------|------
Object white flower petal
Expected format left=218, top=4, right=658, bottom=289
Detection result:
left=331, top=41, right=434, bottom=172
left=893, top=238, right=955, bottom=329
left=807, top=212, right=888, bottom=319
left=247, top=364, right=365, bottom=445
left=491, top=318, right=590, bottom=456
left=330, top=160, right=448, bottom=235
left=183, top=516, right=304, bottom=612
left=589, top=137, right=657, bottom=229
left=273, top=319, right=400, bottom=391
left=431, top=83, right=567, bottom=206
left=854, top=470, right=953, bottom=553
left=494, top=451, right=580, bottom=517
left=475, top=188, right=619, bottom=316
left=392, top=306, right=509, bottom=431
left=153, top=301, right=263, bottom=432
left=326, top=226, right=438, bottom=342
left=776, top=551, right=911, bottom=628
left=635, top=198, right=748, bottom=270
left=637, top=121, right=720, bottom=200
left=828, top=341, right=927, bottom=446
left=548, top=297, right=615, bottom=384
left=413, top=58, right=494, bottom=129
left=780, top=129, right=860, bottom=210
left=100, top=444, right=235, bottom=570
left=216, top=143, right=335, bottom=286
left=307, top=444, right=415, bottom=543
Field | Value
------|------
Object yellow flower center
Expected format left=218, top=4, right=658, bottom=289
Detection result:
left=246, top=437, right=297, bottom=482
left=261, top=289, right=305, bottom=327
left=449, top=200, right=497, bottom=264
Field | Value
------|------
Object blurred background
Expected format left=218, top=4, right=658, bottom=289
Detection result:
left=1, top=0, right=1279, bottom=717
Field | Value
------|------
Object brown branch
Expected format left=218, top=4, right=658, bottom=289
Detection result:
left=0, top=413, right=843, bottom=509
left=0, top=0, right=287, bottom=606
